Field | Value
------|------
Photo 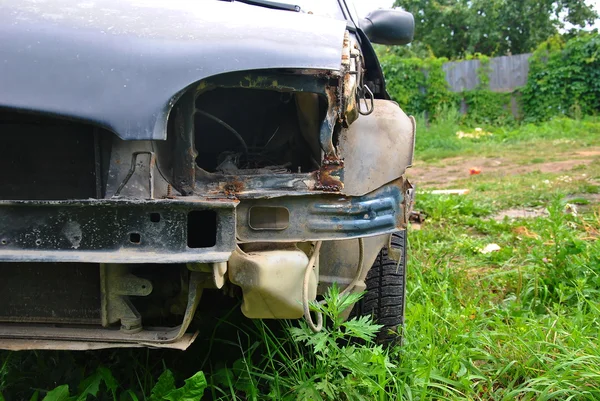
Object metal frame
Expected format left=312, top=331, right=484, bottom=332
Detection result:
left=0, top=198, right=237, bottom=264
left=0, top=271, right=207, bottom=349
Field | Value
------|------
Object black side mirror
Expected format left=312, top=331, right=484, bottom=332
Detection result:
left=360, top=9, right=414, bottom=46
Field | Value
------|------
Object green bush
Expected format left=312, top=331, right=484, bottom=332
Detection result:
left=379, top=50, right=515, bottom=126
left=522, top=33, right=600, bottom=121
left=462, top=90, right=515, bottom=126
left=380, top=32, right=600, bottom=124
left=378, top=51, right=459, bottom=120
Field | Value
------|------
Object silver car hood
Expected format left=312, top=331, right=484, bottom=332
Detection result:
left=0, top=0, right=346, bottom=140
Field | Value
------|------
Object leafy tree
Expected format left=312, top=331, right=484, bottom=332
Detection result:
left=394, top=0, right=598, bottom=58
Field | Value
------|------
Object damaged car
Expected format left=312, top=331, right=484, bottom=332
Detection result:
left=0, top=0, right=415, bottom=350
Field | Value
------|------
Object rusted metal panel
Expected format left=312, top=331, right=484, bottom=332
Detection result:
left=0, top=198, right=237, bottom=264
left=236, top=178, right=410, bottom=242
left=172, top=90, right=197, bottom=195
left=314, top=157, right=344, bottom=192
left=196, top=170, right=318, bottom=198
left=193, top=69, right=350, bottom=194
left=189, top=58, right=379, bottom=196
left=338, top=100, right=415, bottom=197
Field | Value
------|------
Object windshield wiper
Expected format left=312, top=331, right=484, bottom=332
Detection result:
left=221, top=0, right=301, bottom=12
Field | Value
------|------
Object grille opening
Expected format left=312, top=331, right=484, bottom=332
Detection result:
left=150, top=213, right=161, bottom=223
left=0, top=262, right=101, bottom=324
left=129, top=233, right=141, bottom=244
left=0, top=110, right=110, bottom=200
left=193, top=87, right=325, bottom=174
left=129, top=264, right=188, bottom=327
left=187, top=210, right=217, bottom=248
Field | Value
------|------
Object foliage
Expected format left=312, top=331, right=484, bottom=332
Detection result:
left=209, top=285, right=395, bottom=400
left=379, top=49, right=517, bottom=125
left=462, top=90, right=515, bottom=126
left=522, top=32, right=600, bottom=121
left=0, top=367, right=207, bottom=401
left=377, top=51, right=459, bottom=120
left=397, top=195, right=600, bottom=400
left=394, top=0, right=598, bottom=58
left=381, top=32, right=600, bottom=125
left=378, top=53, right=429, bottom=115
left=460, top=55, right=515, bottom=126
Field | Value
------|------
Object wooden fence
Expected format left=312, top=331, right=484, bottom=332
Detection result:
left=442, top=53, right=532, bottom=93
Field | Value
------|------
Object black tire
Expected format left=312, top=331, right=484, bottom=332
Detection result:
left=357, top=231, right=407, bottom=344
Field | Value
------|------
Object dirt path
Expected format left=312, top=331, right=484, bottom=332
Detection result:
left=407, top=148, right=600, bottom=187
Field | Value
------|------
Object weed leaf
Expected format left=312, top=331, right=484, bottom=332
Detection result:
left=163, top=371, right=207, bottom=401
left=123, top=390, right=139, bottom=401
left=342, top=316, right=383, bottom=342
left=76, top=369, right=103, bottom=401
left=42, top=385, right=71, bottom=401
left=149, top=370, right=176, bottom=401
left=98, top=367, right=118, bottom=394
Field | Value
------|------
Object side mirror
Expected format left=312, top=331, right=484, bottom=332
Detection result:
left=360, top=9, right=414, bottom=46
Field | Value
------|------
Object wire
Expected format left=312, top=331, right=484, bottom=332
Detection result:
left=340, top=238, right=365, bottom=298
left=303, top=241, right=324, bottom=332
left=195, top=109, right=249, bottom=157
left=302, top=237, right=365, bottom=333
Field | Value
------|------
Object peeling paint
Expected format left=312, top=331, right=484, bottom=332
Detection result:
left=62, top=220, right=82, bottom=249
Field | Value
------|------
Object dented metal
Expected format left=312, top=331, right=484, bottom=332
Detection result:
left=0, top=11, right=417, bottom=350
left=339, top=99, right=416, bottom=196
left=236, top=177, right=412, bottom=242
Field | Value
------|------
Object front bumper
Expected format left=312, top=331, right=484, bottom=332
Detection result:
left=0, top=178, right=411, bottom=350
left=0, top=178, right=411, bottom=264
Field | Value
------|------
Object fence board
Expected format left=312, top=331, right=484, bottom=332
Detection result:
left=442, top=53, right=532, bottom=93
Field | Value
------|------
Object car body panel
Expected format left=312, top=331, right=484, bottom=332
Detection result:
left=0, top=0, right=416, bottom=350
left=0, top=0, right=346, bottom=140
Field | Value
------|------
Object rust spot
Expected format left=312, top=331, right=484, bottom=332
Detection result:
left=222, top=178, right=245, bottom=195
left=314, top=156, right=344, bottom=192
left=165, top=184, right=175, bottom=199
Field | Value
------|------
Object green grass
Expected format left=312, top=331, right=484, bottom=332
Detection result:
left=2, top=116, right=600, bottom=400
left=415, top=108, right=600, bottom=162
left=398, top=196, right=600, bottom=400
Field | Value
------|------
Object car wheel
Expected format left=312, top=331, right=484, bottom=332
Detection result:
left=356, top=230, right=407, bottom=344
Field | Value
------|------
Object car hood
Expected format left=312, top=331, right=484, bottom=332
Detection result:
left=0, top=0, right=346, bottom=140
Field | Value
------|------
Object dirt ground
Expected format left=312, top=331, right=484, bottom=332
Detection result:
left=407, top=147, right=600, bottom=187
